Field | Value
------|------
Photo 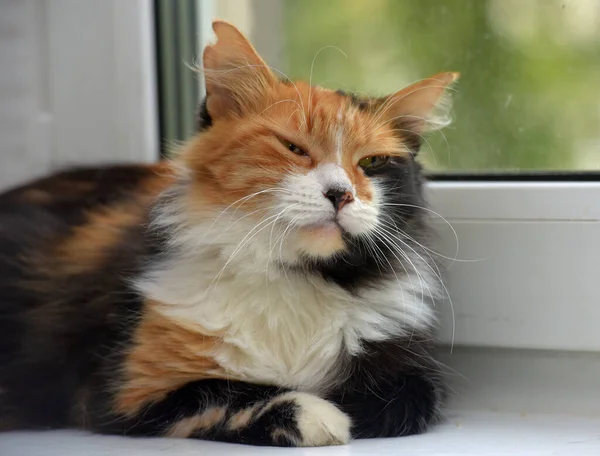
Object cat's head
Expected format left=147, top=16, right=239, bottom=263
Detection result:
left=168, top=20, right=457, bottom=284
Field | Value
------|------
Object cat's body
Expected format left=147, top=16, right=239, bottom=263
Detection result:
left=0, top=21, right=456, bottom=446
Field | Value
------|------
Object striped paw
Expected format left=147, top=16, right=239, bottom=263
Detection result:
left=256, top=392, right=351, bottom=447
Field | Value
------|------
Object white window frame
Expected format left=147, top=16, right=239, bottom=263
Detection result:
left=427, top=182, right=600, bottom=352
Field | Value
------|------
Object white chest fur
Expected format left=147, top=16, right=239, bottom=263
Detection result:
left=138, top=255, right=435, bottom=392
left=137, top=205, right=437, bottom=392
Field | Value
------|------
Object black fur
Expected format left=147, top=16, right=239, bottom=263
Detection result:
left=0, top=166, right=153, bottom=430
left=196, top=98, right=213, bottom=131
left=300, top=152, right=444, bottom=437
left=99, top=380, right=304, bottom=446
left=329, top=336, right=444, bottom=438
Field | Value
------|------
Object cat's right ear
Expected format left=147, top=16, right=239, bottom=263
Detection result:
left=202, top=20, right=277, bottom=120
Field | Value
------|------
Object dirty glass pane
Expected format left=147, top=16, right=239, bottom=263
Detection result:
left=282, top=0, right=600, bottom=172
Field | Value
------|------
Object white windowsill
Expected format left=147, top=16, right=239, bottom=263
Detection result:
left=1, top=410, right=598, bottom=456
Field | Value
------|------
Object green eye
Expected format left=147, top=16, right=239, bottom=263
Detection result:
left=358, top=155, right=390, bottom=170
left=280, top=139, right=306, bottom=156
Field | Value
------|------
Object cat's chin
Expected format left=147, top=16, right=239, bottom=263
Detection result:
left=296, top=222, right=346, bottom=259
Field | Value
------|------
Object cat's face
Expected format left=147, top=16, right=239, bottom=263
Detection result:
left=176, top=21, right=457, bottom=272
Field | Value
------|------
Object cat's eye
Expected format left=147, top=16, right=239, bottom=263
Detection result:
left=358, top=156, right=391, bottom=170
left=280, top=139, right=306, bottom=156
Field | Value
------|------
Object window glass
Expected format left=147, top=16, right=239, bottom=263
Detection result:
left=280, top=0, right=600, bottom=172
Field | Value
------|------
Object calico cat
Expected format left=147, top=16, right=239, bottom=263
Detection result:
left=0, top=20, right=458, bottom=447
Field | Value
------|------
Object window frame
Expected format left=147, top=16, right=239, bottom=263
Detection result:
left=426, top=181, right=600, bottom=351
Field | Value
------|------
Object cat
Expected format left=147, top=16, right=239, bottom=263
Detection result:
left=0, top=20, right=458, bottom=447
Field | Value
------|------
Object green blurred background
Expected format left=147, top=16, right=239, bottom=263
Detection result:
left=283, top=0, right=600, bottom=172
left=155, top=0, right=600, bottom=172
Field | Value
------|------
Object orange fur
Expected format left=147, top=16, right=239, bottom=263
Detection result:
left=52, top=202, right=145, bottom=274
left=177, top=55, right=452, bottom=223
left=227, top=403, right=262, bottom=430
left=166, top=407, right=227, bottom=438
left=379, top=72, right=459, bottom=132
left=0, top=20, right=458, bottom=445
left=18, top=181, right=96, bottom=204
left=115, top=307, right=227, bottom=415
left=33, top=166, right=174, bottom=277
left=177, top=84, right=409, bottom=219
left=203, top=20, right=277, bottom=119
left=17, top=189, right=58, bottom=204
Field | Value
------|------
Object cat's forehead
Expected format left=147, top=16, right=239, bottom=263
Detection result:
left=273, top=81, right=366, bottom=120
left=272, top=82, right=406, bottom=159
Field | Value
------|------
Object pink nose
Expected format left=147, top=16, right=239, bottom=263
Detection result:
left=324, top=189, right=354, bottom=211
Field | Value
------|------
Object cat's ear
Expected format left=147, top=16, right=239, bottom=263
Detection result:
left=202, top=20, right=277, bottom=119
left=376, top=72, right=459, bottom=150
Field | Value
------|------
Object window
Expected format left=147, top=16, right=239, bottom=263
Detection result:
left=155, top=0, right=201, bottom=145
left=175, top=0, right=600, bottom=175
left=200, top=0, right=600, bottom=350
left=282, top=0, right=600, bottom=174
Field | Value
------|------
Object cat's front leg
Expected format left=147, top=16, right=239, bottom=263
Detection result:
left=101, top=379, right=351, bottom=447
left=328, top=339, right=445, bottom=439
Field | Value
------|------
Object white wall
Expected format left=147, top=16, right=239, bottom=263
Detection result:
left=0, top=0, right=158, bottom=191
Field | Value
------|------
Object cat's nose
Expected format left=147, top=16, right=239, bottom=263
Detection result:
left=324, top=189, right=354, bottom=211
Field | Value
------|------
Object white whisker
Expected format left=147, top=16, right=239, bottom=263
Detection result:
left=206, top=212, right=284, bottom=294
left=380, top=203, right=461, bottom=264
left=374, top=222, right=456, bottom=352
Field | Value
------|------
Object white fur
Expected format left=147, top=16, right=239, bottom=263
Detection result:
left=337, top=194, right=379, bottom=236
left=137, top=199, right=436, bottom=393
left=276, top=164, right=370, bottom=234
left=313, top=163, right=353, bottom=195
left=138, top=166, right=437, bottom=393
left=424, top=88, right=454, bottom=131
left=263, top=392, right=351, bottom=446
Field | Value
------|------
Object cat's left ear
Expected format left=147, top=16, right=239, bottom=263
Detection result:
left=202, top=20, right=277, bottom=119
left=376, top=72, right=459, bottom=151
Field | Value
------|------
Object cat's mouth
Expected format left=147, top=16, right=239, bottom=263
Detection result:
left=300, top=220, right=341, bottom=235
left=298, top=220, right=348, bottom=246
left=296, top=220, right=346, bottom=258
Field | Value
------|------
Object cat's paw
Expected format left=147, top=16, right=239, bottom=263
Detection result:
left=262, top=392, right=351, bottom=447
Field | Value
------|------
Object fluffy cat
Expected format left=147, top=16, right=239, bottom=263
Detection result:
left=0, top=20, right=458, bottom=447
